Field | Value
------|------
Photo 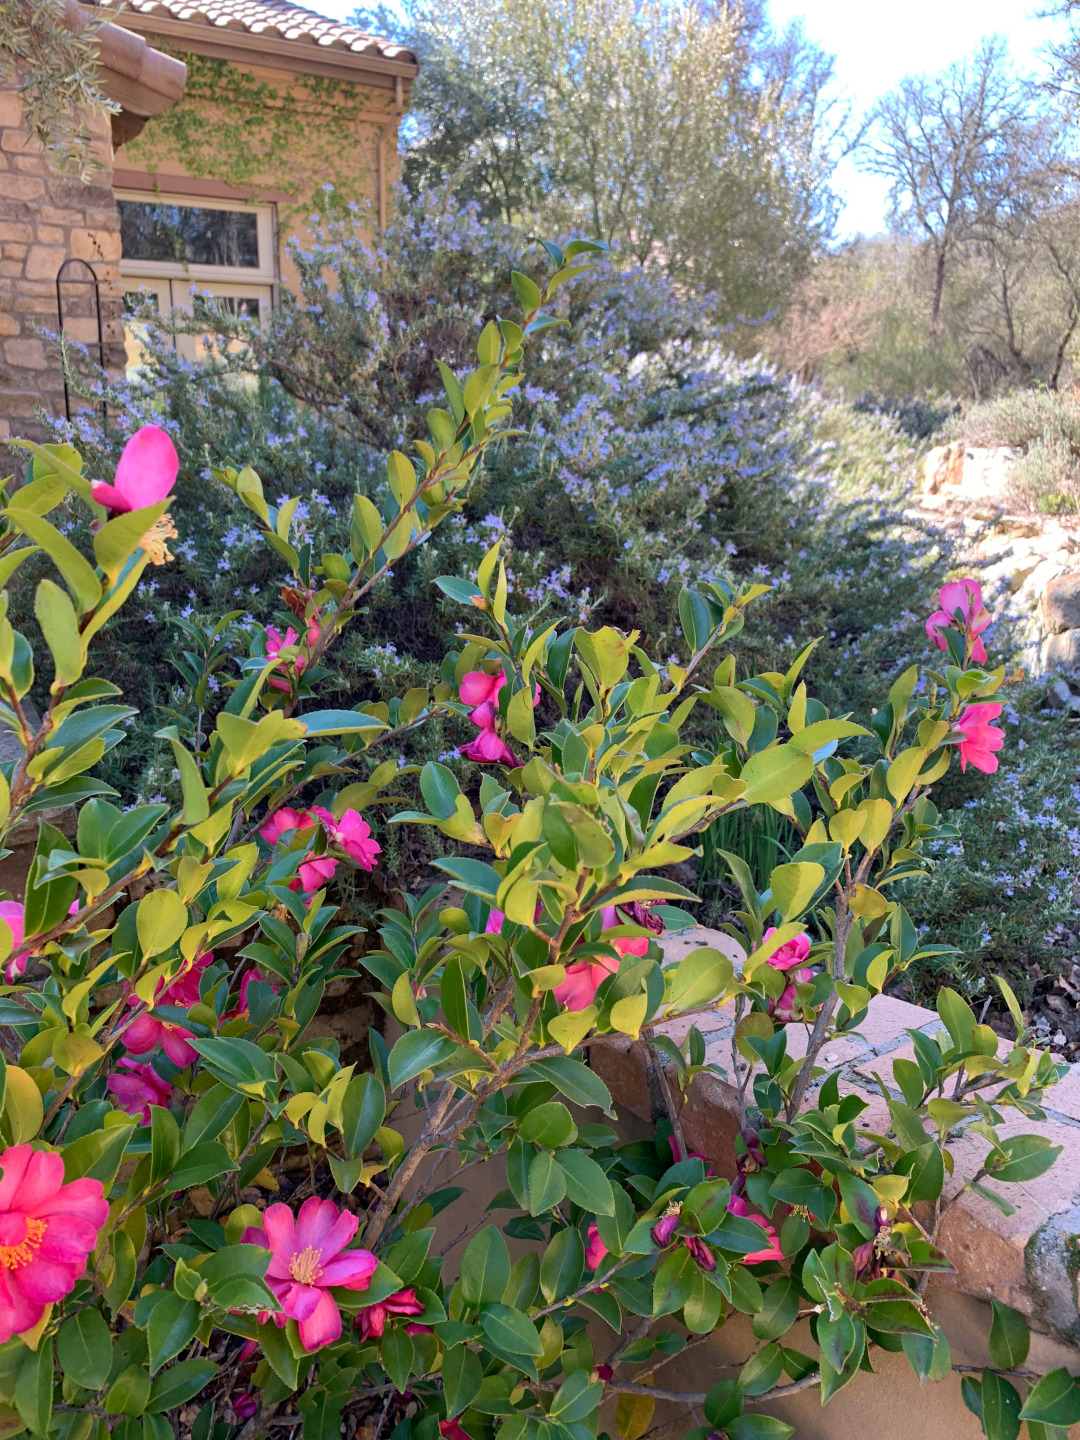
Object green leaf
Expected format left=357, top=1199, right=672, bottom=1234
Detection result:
left=479, top=1304, right=543, bottom=1357
left=1019, top=1369, right=1080, bottom=1426
left=753, top=1276, right=799, bottom=1342
left=136, top=890, right=187, bottom=960
left=94, top=502, right=171, bottom=581
left=988, top=1134, right=1063, bottom=1184
left=549, top=1369, right=602, bottom=1424
left=527, top=1150, right=566, bottom=1214
left=555, top=1148, right=615, bottom=1215
left=740, top=746, right=814, bottom=805
left=519, top=1101, right=576, bottom=1149
left=339, top=1072, right=385, bottom=1156
left=57, top=1308, right=112, bottom=1391
left=936, top=987, right=977, bottom=1052
left=150, top=1105, right=181, bottom=1188
left=420, top=761, right=462, bottom=820
left=980, top=1369, right=1021, bottom=1440
left=146, top=1293, right=199, bottom=1374
left=652, top=1246, right=697, bottom=1317
left=5, top=507, right=99, bottom=613
left=442, top=1345, right=483, bottom=1419
left=738, top=1341, right=784, bottom=1396
left=664, top=946, right=734, bottom=1013
left=105, top=1363, right=151, bottom=1416
left=258, top=1319, right=299, bottom=1390
left=768, top=862, right=825, bottom=922
left=459, top=1227, right=510, bottom=1307
left=901, top=1322, right=951, bottom=1385
left=728, top=1417, right=795, bottom=1440
left=145, top=1359, right=218, bottom=1414
left=521, top=1055, right=613, bottom=1113
left=34, top=578, right=83, bottom=687
left=988, top=1300, right=1029, bottom=1371
left=380, top=1328, right=413, bottom=1393
left=387, top=1029, right=458, bottom=1089
left=298, top=708, right=388, bottom=738
left=15, top=1340, right=53, bottom=1436
left=539, top=1225, right=584, bottom=1304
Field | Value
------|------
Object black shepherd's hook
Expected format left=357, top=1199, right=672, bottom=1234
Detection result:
left=54, top=256, right=108, bottom=429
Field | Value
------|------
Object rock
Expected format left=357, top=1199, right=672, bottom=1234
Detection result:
left=921, top=443, right=963, bottom=495
left=1041, top=630, right=1080, bottom=673
left=1040, top=572, right=1080, bottom=634
left=1048, top=678, right=1080, bottom=712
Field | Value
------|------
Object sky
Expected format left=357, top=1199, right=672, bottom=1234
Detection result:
left=766, top=0, right=1068, bottom=237
left=311, top=0, right=1069, bottom=239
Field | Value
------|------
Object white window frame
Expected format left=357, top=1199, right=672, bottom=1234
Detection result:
left=116, top=190, right=278, bottom=287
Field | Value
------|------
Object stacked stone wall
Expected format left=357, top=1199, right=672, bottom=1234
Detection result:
left=0, top=92, right=125, bottom=446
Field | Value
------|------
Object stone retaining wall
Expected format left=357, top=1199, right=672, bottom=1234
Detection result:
left=593, top=926, right=1080, bottom=1346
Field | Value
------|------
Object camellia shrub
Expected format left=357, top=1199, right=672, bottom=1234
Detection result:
left=0, top=245, right=1074, bottom=1440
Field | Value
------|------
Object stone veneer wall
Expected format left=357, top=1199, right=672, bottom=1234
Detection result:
left=0, top=92, right=125, bottom=446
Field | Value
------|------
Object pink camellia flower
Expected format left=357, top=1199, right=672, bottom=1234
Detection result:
left=1, top=900, right=79, bottom=981
left=290, top=854, right=339, bottom=896
left=461, top=726, right=519, bottom=767
left=585, top=1223, right=608, bottom=1272
left=667, top=1135, right=714, bottom=1175
left=485, top=908, right=505, bottom=935
left=440, top=1422, right=474, bottom=1440
left=552, top=954, right=619, bottom=1011
left=727, top=1194, right=784, bottom=1266
left=761, top=926, right=815, bottom=1023
left=89, top=424, right=179, bottom=515
left=459, top=669, right=506, bottom=710
left=122, top=951, right=213, bottom=1068
left=595, top=1364, right=614, bottom=1383
left=320, top=808, right=381, bottom=870
left=233, top=1393, right=259, bottom=1421
left=225, top=968, right=280, bottom=1021
left=243, top=1197, right=380, bottom=1352
left=955, top=702, right=1005, bottom=774
left=925, top=578, right=991, bottom=666
left=107, top=1058, right=173, bottom=1123
left=684, top=1235, right=717, bottom=1272
left=651, top=1209, right=681, bottom=1249
left=266, top=626, right=308, bottom=693
left=0, top=1145, right=109, bottom=1343
left=260, top=807, right=316, bottom=846
left=355, top=1286, right=425, bottom=1341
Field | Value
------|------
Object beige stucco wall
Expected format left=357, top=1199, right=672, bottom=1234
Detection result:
left=112, top=55, right=403, bottom=293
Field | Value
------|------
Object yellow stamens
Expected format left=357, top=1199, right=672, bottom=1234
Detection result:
left=289, top=1245, right=323, bottom=1286
left=0, top=1217, right=45, bottom=1270
left=139, top=514, right=178, bottom=566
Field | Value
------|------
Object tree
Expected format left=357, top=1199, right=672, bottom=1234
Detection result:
left=860, top=36, right=1032, bottom=334
left=356, top=0, right=845, bottom=326
left=0, top=0, right=117, bottom=174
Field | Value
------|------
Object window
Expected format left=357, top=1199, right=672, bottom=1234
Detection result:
left=117, top=192, right=276, bottom=373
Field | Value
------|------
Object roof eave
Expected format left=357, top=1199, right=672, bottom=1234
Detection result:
left=111, top=10, right=418, bottom=88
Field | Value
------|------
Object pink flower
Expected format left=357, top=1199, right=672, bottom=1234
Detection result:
left=107, top=1058, right=173, bottom=1123
left=122, top=950, right=213, bottom=1068
left=266, top=626, right=307, bottom=693
left=651, top=1210, right=681, bottom=1248
left=762, top=926, right=815, bottom=1024
left=460, top=670, right=506, bottom=710
left=727, top=1194, right=783, bottom=1265
left=440, top=1423, right=474, bottom=1440
left=355, top=1287, right=425, bottom=1341
left=260, top=808, right=315, bottom=846
left=585, top=1223, right=608, bottom=1271
left=926, top=578, right=991, bottom=666
left=667, top=1135, right=714, bottom=1174
left=461, top=727, right=518, bottom=767
left=684, top=1235, right=716, bottom=1272
left=90, top=425, right=178, bottom=515
left=233, top=1393, right=259, bottom=1421
left=553, top=955, right=620, bottom=1011
left=243, top=1198, right=379, bottom=1352
left=485, top=908, right=505, bottom=934
left=0, top=1145, right=109, bottom=1342
left=322, top=808, right=381, bottom=870
left=595, top=1364, right=614, bottom=1383
left=225, top=968, right=279, bottom=1021
left=1, top=900, right=78, bottom=980
left=291, top=854, right=339, bottom=895
left=955, top=702, right=1004, bottom=774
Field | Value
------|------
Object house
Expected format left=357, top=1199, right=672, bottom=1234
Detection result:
left=0, top=0, right=417, bottom=441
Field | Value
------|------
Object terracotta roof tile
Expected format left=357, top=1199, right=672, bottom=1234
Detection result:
left=95, top=0, right=415, bottom=63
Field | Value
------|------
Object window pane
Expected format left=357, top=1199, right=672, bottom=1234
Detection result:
left=193, top=294, right=262, bottom=321
left=119, top=201, right=260, bottom=268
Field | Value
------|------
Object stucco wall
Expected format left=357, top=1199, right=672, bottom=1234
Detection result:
left=0, top=93, right=125, bottom=444
left=112, top=55, right=402, bottom=292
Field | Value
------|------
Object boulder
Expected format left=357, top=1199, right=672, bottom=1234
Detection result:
left=1041, top=629, right=1080, bottom=673
left=1040, top=571, right=1080, bottom=634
